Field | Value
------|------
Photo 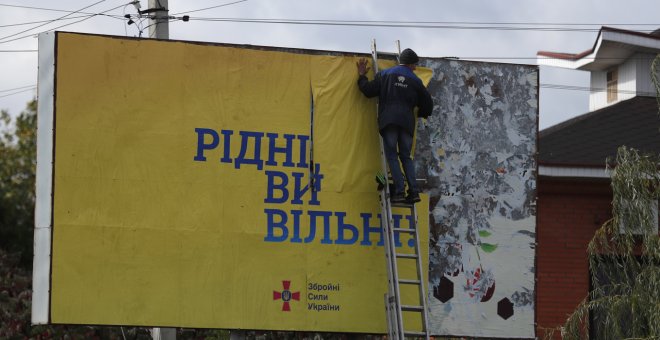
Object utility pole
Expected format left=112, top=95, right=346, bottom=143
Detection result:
left=151, top=327, right=176, bottom=340
left=148, top=0, right=169, bottom=39
left=147, top=3, right=175, bottom=339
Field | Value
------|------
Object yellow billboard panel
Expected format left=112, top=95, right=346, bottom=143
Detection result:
left=46, top=32, right=428, bottom=333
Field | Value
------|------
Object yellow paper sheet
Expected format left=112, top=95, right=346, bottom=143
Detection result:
left=50, top=33, right=428, bottom=333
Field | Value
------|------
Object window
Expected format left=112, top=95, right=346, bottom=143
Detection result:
left=607, top=69, right=618, bottom=103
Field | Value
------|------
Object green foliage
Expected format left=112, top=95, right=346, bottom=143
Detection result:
left=0, top=99, right=37, bottom=266
left=0, top=247, right=154, bottom=339
left=552, top=147, right=660, bottom=340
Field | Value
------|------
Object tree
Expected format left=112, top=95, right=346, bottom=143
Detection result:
left=0, top=99, right=36, bottom=266
left=549, top=55, right=660, bottom=339
left=557, top=147, right=660, bottom=339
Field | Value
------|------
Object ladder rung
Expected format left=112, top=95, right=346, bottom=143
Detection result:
left=401, top=305, right=424, bottom=312
left=404, top=331, right=428, bottom=337
left=393, top=227, right=415, bottom=233
left=398, top=279, right=421, bottom=285
left=381, top=174, right=426, bottom=181
left=390, top=202, right=414, bottom=208
left=396, top=253, right=418, bottom=259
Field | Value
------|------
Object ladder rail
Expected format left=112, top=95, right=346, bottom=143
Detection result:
left=371, top=39, right=404, bottom=340
left=412, top=203, right=431, bottom=339
left=384, top=294, right=394, bottom=339
left=394, top=39, right=430, bottom=340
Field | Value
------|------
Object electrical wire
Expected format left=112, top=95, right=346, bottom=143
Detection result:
left=0, top=3, right=132, bottom=45
left=0, top=0, right=106, bottom=42
left=0, top=3, right=102, bottom=13
left=0, top=85, right=36, bottom=93
left=186, top=17, right=660, bottom=28
left=0, top=81, right=653, bottom=100
left=540, top=83, right=657, bottom=96
left=183, top=17, right=659, bottom=33
left=2, top=2, right=659, bottom=32
left=0, top=15, right=98, bottom=28
left=123, top=3, right=131, bottom=36
left=0, top=3, right=125, bottom=20
left=0, top=87, right=36, bottom=99
left=2, top=3, right=659, bottom=39
left=0, top=49, right=656, bottom=62
left=0, top=48, right=653, bottom=62
left=146, top=22, right=156, bottom=38
left=171, top=0, right=248, bottom=15
left=2, top=2, right=660, bottom=28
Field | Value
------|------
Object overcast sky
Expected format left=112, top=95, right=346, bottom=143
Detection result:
left=1, top=0, right=659, bottom=130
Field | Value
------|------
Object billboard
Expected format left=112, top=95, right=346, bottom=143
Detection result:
left=34, top=32, right=537, bottom=338
left=34, top=32, right=429, bottom=333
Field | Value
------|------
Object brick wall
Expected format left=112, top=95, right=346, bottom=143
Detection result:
left=536, top=177, right=612, bottom=338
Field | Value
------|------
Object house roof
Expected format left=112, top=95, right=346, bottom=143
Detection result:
left=539, top=96, right=660, bottom=167
left=537, top=26, right=660, bottom=71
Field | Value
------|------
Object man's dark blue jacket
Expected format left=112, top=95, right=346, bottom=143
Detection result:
left=357, top=65, right=433, bottom=135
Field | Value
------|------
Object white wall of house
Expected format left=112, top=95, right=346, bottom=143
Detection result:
left=590, top=52, right=658, bottom=111
left=619, top=56, right=638, bottom=100
left=589, top=70, right=608, bottom=111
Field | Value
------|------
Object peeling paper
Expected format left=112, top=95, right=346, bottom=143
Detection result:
left=416, top=59, right=537, bottom=338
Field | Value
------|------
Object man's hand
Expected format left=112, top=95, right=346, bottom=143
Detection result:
left=356, top=58, right=370, bottom=76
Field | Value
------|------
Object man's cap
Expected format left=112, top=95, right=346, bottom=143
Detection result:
left=399, top=48, right=419, bottom=65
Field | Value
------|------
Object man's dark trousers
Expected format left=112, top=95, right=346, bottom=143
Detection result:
left=381, top=124, right=417, bottom=196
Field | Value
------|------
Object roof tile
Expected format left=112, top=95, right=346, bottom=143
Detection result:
left=539, top=97, right=660, bottom=166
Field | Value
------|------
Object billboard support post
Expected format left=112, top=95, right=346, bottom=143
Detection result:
left=147, top=2, right=173, bottom=339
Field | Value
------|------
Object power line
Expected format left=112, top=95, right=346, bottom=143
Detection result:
left=184, top=17, right=659, bottom=33
left=0, top=85, right=36, bottom=93
left=0, top=48, right=655, bottom=62
left=542, top=83, right=658, bottom=96
left=2, top=5, right=659, bottom=37
left=171, top=0, right=248, bottom=15
left=0, top=49, right=653, bottom=62
left=0, top=87, right=36, bottom=99
left=0, top=3, right=131, bottom=45
left=0, top=0, right=106, bottom=42
left=0, top=3, right=122, bottom=17
left=0, top=81, right=650, bottom=98
left=0, top=4, right=126, bottom=32
left=0, top=3, right=90, bottom=12
left=5, top=1, right=654, bottom=28
left=2, top=3, right=659, bottom=27
left=0, top=15, right=97, bottom=28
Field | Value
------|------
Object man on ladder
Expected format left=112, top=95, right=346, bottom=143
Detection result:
left=356, top=48, right=433, bottom=204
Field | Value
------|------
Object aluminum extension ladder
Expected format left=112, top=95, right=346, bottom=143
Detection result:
left=371, top=39, right=430, bottom=340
